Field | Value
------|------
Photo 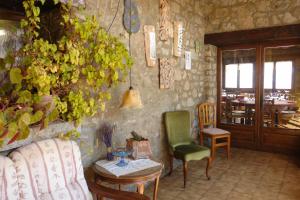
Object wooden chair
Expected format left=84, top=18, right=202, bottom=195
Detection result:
left=198, top=102, right=231, bottom=161
left=164, top=110, right=212, bottom=188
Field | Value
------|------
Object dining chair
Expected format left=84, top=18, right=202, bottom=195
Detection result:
left=198, top=102, right=231, bottom=161
left=164, top=110, right=211, bottom=188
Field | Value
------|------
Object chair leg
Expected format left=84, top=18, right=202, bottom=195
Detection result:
left=169, top=155, right=173, bottom=176
left=183, top=160, right=188, bottom=188
left=199, top=131, right=204, bottom=145
left=227, top=135, right=231, bottom=160
left=206, top=157, right=212, bottom=180
left=211, top=137, right=216, bottom=161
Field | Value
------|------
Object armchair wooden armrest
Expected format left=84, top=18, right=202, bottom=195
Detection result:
left=87, top=180, right=150, bottom=200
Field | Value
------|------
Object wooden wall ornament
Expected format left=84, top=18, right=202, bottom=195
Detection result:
left=159, top=0, right=170, bottom=41
left=144, top=25, right=156, bottom=67
left=159, top=58, right=175, bottom=89
left=123, top=0, right=140, bottom=33
left=173, top=21, right=184, bottom=57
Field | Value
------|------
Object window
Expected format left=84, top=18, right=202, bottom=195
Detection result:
left=263, top=61, right=293, bottom=90
left=225, top=64, right=238, bottom=88
left=225, top=63, right=253, bottom=89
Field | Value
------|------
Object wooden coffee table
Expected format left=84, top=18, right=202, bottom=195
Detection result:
left=93, top=160, right=163, bottom=200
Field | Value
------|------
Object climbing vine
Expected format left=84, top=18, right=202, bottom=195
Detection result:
left=0, top=0, right=132, bottom=146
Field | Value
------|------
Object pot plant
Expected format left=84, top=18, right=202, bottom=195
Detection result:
left=0, top=0, right=132, bottom=147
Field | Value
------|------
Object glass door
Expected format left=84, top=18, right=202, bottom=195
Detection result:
left=261, top=45, right=300, bottom=152
left=219, top=48, right=257, bottom=148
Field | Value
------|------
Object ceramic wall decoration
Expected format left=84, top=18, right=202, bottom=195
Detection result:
left=123, top=0, right=140, bottom=33
left=173, top=21, right=184, bottom=57
left=185, top=51, right=191, bottom=70
left=159, top=58, right=175, bottom=89
left=159, top=0, right=170, bottom=41
left=144, top=25, right=156, bottom=67
left=194, top=39, right=201, bottom=53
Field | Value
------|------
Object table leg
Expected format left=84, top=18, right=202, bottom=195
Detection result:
left=153, top=176, right=160, bottom=200
left=227, top=135, right=231, bottom=160
left=137, top=184, right=145, bottom=194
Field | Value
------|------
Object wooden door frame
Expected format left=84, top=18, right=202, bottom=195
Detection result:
left=208, top=24, right=300, bottom=153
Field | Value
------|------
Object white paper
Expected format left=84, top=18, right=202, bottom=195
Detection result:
left=95, top=159, right=161, bottom=177
left=149, top=32, right=156, bottom=60
left=185, top=51, right=191, bottom=70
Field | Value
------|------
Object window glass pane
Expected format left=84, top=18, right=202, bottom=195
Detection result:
left=275, top=61, right=292, bottom=89
left=239, top=63, right=253, bottom=88
left=264, top=62, right=274, bottom=89
left=225, top=64, right=238, bottom=88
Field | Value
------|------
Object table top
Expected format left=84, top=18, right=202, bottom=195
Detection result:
left=93, top=159, right=163, bottom=184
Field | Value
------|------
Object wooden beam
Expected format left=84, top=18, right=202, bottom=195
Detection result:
left=204, top=24, right=300, bottom=47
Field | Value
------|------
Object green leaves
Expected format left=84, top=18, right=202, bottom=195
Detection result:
left=17, top=90, right=32, bottom=104
left=0, top=0, right=133, bottom=147
left=10, top=68, right=22, bottom=84
left=31, top=111, right=43, bottom=124
left=8, top=122, right=18, bottom=137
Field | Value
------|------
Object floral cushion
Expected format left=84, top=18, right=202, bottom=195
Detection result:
left=9, top=138, right=91, bottom=200
left=0, top=156, right=19, bottom=200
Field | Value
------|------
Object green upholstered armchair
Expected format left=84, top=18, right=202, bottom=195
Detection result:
left=164, top=110, right=212, bottom=187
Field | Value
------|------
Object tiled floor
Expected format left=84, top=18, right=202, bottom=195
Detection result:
left=145, top=148, right=300, bottom=200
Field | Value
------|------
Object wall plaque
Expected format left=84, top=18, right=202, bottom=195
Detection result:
left=159, top=58, right=175, bottom=89
left=185, top=51, right=191, bottom=70
left=159, top=0, right=170, bottom=41
left=144, top=25, right=156, bottom=67
left=173, top=21, right=184, bottom=57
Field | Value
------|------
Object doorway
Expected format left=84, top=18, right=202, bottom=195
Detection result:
left=217, top=44, right=300, bottom=153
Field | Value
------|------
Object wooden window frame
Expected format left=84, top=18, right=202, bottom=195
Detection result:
left=222, top=62, right=255, bottom=93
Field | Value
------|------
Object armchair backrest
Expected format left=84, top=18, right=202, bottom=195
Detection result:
left=165, top=111, right=192, bottom=149
left=198, top=102, right=216, bottom=130
left=9, top=138, right=90, bottom=200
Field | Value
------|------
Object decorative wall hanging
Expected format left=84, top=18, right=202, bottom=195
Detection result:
left=159, top=58, right=175, bottom=89
left=185, top=51, right=192, bottom=70
left=123, top=0, right=140, bottom=33
left=194, top=39, right=201, bottom=53
left=159, top=0, right=170, bottom=41
left=120, top=0, right=143, bottom=108
left=144, top=25, right=156, bottom=67
left=173, top=21, right=184, bottom=57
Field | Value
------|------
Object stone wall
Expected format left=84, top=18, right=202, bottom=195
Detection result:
left=1, top=0, right=210, bottom=173
left=202, top=0, right=300, bottom=106
left=4, top=0, right=299, bottom=173
left=79, top=0, right=208, bottom=169
left=203, top=0, right=300, bottom=33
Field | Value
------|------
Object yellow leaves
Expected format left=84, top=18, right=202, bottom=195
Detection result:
left=49, top=65, right=58, bottom=73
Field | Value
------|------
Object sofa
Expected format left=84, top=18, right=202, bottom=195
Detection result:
left=0, top=138, right=149, bottom=200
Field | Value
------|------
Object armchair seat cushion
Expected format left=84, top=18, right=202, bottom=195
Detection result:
left=174, top=144, right=210, bottom=162
left=203, top=128, right=230, bottom=135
